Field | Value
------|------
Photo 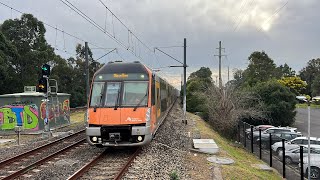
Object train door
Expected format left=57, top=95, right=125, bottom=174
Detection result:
left=100, top=82, right=121, bottom=125
left=155, top=81, right=161, bottom=119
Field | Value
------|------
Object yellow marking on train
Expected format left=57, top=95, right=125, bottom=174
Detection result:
left=113, top=73, right=128, bottom=78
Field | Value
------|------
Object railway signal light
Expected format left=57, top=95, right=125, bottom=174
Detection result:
left=38, top=77, right=47, bottom=92
left=41, top=64, right=50, bottom=76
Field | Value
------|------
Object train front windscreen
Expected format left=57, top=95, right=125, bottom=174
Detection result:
left=90, top=81, right=148, bottom=108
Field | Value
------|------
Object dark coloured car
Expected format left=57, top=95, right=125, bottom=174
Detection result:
left=256, top=131, right=301, bottom=149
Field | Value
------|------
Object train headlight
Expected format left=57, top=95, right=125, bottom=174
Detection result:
left=145, top=108, right=151, bottom=122
left=137, top=136, right=143, bottom=142
left=92, top=136, right=97, bottom=142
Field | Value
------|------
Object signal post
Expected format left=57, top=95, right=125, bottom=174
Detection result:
left=38, top=64, right=51, bottom=138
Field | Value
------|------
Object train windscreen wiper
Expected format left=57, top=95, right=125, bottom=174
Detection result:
left=133, top=92, right=148, bottom=111
left=114, top=89, right=120, bottom=110
left=94, top=93, right=103, bottom=112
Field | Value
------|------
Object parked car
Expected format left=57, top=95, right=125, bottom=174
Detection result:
left=272, top=137, right=320, bottom=154
left=245, top=125, right=274, bottom=138
left=278, top=145, right=320, bottom=164
left=250, top=127, right=301, bottom=142
left=302, top=158, right=320, bottom=179
left=256, top=131, right=301, bottom=149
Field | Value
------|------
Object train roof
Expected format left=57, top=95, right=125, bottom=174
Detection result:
left=96, top=61, right=149, bottom=75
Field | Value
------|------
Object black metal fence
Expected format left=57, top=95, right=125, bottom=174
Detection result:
left=238, top=121, right=316, bottom=180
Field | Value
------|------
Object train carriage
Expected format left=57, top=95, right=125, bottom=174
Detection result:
left=85, top=61, right=178, bottom=147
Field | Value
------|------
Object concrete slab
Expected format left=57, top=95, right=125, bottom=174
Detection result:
left=207, top=156, right=235, bottom=165
left=193, top=139, right=219, bottom=154
left=193, top=139, right=217, bottom=149
left=252, top=164, right=273, bottom=171
left=0, top=139, right=16, bottom=144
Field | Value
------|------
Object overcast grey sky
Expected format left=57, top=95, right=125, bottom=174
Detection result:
left=0, top=0, right=319, bottom=88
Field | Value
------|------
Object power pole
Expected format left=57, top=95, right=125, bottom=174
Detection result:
left=228, top=66, right=230, bottom=82
left=214, top=41, right=226, bottom=88
left=85, top=42, right=89, bottom=101
left=183, top=38, right=187, bottom=124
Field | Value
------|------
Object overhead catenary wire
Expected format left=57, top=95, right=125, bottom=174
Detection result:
left=97, top=0, right=154, bottom=53
left=0, top=1, right=107, bottom=49
left=60, top=0, right=147, bottom=63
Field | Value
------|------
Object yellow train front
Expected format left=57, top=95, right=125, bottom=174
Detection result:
left=85, top=61, right=177, bottom=147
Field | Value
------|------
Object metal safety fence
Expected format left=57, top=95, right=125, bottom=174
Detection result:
left=238, top=121, right=320, bottom=180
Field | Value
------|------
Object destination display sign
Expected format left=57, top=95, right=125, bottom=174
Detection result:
left=95, top=73, right=148, bottom=81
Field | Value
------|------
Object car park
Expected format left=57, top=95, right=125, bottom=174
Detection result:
left=256, top=131, right=301, bottom=149
left=272, top=137, right=320, bottom=154
left=278, top=145, right=320, bottom=164
left=250, top=127, right=301, bottom=142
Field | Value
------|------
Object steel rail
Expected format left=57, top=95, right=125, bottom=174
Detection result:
left=67, top=149, right=107, bottom=180
left=113, top=147, right=141, bottom=180
left=2, top=139, right=86, bottom=180
left=0, top=129, right=85, bottom=168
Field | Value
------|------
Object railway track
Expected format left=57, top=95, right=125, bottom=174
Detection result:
left=0, top=129, right=86, bottom=179
left=68, top=147, right=141, bottom=180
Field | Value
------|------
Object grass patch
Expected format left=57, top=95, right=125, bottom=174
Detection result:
left=69, top=110, right=85, bottom=128
left=190, top=113, right=282, bottom=180
left=296, top=103, right=320, bottom=109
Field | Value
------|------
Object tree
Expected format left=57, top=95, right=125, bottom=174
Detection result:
left=0, top=31, right=19, bottom=94
left=186, top=67, right=213, bottom=119
left=278, top=76, right=307, bottom=95
left=277, top=63, right=296, bottom=77
left=0, top=14, right=55, bottom=92
left=204, top=84, right=266, bottom=139
left=242, top=51, right=279, bottom=87
left=253, top=81, right=296, bottom=126
left=311, top=75, right=320, bottom=97
left=299, top=58, right=320, bottom=95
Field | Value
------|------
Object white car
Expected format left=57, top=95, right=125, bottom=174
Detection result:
left=272, top=137, right=320, bottom=154
left=302, top=158, right=320, bottom=179
left=250, top=126, right=301, bottom=141
left=278, top=145, right=320, bottom=164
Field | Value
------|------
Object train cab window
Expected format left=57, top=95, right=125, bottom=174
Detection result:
left=122, top=82, right=148, bottom=106
left=104, top=82, right=121, bottom=107
left=90, top=82, right=105, bottom=107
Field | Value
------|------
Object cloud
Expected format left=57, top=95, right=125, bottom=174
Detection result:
left=0, top=0, right=319, bottom=82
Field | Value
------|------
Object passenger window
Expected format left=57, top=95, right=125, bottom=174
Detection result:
left=90, top=82, right=105, bottom=107
left=310, top=140, right=317, bottom=144
left=302, top=140, right=308, bottom=145
left=292, top=139, right=302, bottom=144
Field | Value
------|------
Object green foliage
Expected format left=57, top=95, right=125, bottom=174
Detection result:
left=299, top=58, right=320, bottom=95
left=169, top=170, right=179, bottom=180
left=278, top=76, right=307, bottom=95
left=253, top=81, right=297, bottom=126
left=242, top=51, right=279, bottom=87
left=0, top=14, right=55, bottom=92
left=186, top=67, right=213, bottom=119
left=0, top=14, right=102, bottom=108
left=277, top=63, right=296, bottom=77
left=0, top=31, right=19, bottom=94
left=311, top=75, right=320, bottom=97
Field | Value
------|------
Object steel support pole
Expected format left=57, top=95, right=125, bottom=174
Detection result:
left=269, top=133, right=272, bottom=167
left=85, top=42, right=89, bottom=101
left=259, top=129, right=262, bottom=159
left=307, top=102, right=311, bottom=180
left=300, top=146, right=304, bottom=180
left=183, top=38, right=187, bottom=124
left=282, top=138, right=286, bottom=178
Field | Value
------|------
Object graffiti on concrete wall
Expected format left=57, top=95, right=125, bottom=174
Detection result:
left=0, top=104, right=39, bottom=130
left=40, top=99, right=70, bottom=122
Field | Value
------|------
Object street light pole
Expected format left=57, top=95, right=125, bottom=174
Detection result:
left=307, top=101, right=311, bottom=180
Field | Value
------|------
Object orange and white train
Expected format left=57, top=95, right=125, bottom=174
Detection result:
left=85, top=61, right=178, bottom=147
